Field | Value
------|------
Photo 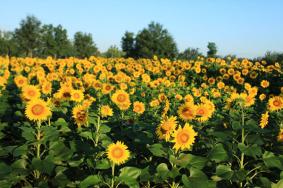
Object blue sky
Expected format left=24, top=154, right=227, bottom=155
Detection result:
left=0, top=0, right=282, bottom=58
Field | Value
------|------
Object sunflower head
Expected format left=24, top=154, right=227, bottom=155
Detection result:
left=172, top=123, right=197, bottom=151
left=100, top=105, right=113, bottom=117
left=22, top=85, right=41, bottom=101
left=156, top=116, right=177, bottom=141
left=71, top=89, right=84, bottom=102
left=178, top=103, right=196, bottom=121
left=260, top=111, right=269, bottom=129
left=72, top=105, right=88, bottom=128
left=107, top=141, right=130, bottom=165
left=25, top=99, right=52, bottom=122
left=268, top=96, right=283, bottom=112
left=133, top=101, right=145, bottom=114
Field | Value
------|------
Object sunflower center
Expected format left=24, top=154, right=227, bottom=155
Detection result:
left=182, top=107, right=192, bottom=116
left=19, top=80, right=24, bottom=84
left=28, top=90, right=36, bottom=96
left=117, top=94, right=126, bottom=103
left=179, top=133, right=189, bottom=143
left=273, top=100, right=281, bottom=107
left=63, top=92, right=71, bottom=98
left=105, top=86, right=111, bottom=90
left=198, top=109, right=205, bottom=115
left=31, top=104, right=45, bottom=115
left=77, top=110, right=87, bottom=121
left=74, top=93, right=80, bottom=99
left=112, top=147, right=123, bottom=158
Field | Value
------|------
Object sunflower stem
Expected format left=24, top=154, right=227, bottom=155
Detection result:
left=34, top=121, right=42, bottom=179
left=239, top=105, right=245, bottom=188
left=111, top=163, right=115, bottom=188
left=95, top=116, right=101, bottom=146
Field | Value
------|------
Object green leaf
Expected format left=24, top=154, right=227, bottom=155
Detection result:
left=99, top=124, right=111, bottom=133
left=80, top=175, right=101, bottom=188
left=238, top=143, right=262, bottom=158
left=11, top=159, right=27, bottom=169
left=209, top=143, right=228, bottom=162
left=32, top=157, right=55, bottom=175
left=119, top=167, right=141, bottom=188
left=263, top=151, right=283, bottom=170
left=215, top=165, right=233, bottom=180
left=140, top=167, right=151, bottom=182
left=147, top=143, right=167, bottom=157
left=272, top=180, right=283, bottom=188
left=259, top=177, right=271, bottom=188
left=95, top=159, right=111, bottom=169
left=13, top=144, right=28, bottom=157
left=175, top=154, right=207, bottom=169
left=20, top=127, right=35, bottom=141
left=156, top=163, right=169, bottom=180
left=0, top=162, right=12, bottom=176
left=182, top=174, right=216, bottom=188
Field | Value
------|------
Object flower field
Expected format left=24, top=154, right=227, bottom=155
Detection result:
left=0, top=56, right=282, bottom=187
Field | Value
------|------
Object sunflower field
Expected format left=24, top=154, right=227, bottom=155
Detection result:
left=0, top=56, right=282, bottom=188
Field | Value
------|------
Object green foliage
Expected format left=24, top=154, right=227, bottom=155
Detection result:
left=207, top=42, right=217, bottom=57
left=74, top=32, right=99, bottom=58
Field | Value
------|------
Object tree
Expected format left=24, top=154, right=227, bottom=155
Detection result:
left=73, top=32, right=99, bottom=58
left=178, top=48, right=202, bottom=60
left=0, top=30, right=18, bottom=56
left=14, top=15, right=41, bottom=57
left=40, top=24, right=57, bottom=57
left=54, top=25, right=74, bottom=58
left=121, top=31, right=135, bottom=58
left=103, top=45, right=125, bottom=58
left=135, top=22, right=178, bottom=59
left=207, top=42, right=217, bottom=57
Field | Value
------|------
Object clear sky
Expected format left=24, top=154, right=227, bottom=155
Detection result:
left=0, top=0, right=282, bottom=58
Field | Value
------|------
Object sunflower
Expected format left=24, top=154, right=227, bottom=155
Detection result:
left=25, top=99, right=51, bottom=122
left=178, top=103, right=196, bottom=121
left=260, top=111, right=269, bottom=129
left=195, top=104, right=211, bottom=122
left=133, top=101, right=145, bottom=114
left=41, top=81, right=52, bottom=95
left=14, top=75, right=28, bottom=88
left=100, top=105, right=113, bottom=117
left=111, top=90, right=131, bottom=110
left=156, top=116, right=177, bottom=141
left=72, top=105, right=88, bottom=128
left=260, top=80, right=270, bottom=88
left=268, top=96, right=283, bottom=112
left=278, top=129, right=283, bottom=142
left=71, top=89, right=84, bottom=102
left=172, top=123, right=197, bottom=151
left=102, top=83, right=114, bottom=95
left=22, top=85, right=41, bottom=100
left=107, top=141, right=130, bottom=165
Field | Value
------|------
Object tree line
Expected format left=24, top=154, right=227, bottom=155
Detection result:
left=0, top=15, right=282, bottom=64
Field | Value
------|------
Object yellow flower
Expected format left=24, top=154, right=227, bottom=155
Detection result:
left=72, top=105, right=88, bottom=128
left=178, top=103, right=196, bottom=121
left=111, top=90, right=131, bottom=110
left=268, top=96, right=283, bottom=112
left=278, top=129, right=283, bottom=142
left=260, top=80, right=270, bottom=88
left=14, top=75, right=28, bottom=88
left=22, top=85, right=41, bottom=101
left=71, top=89, right=84, bottom=102
left=25, top=99, right=51, bottom=122
left=156, top=116, right=177, bottom=141
left=260, top=112, right=269, bottom=129
left=259, top=94, right=266, bottom=101
left=133, top=101, right=145, bottom=114
left=102, top=83, right=114, bottom=95
left=107, top=141, right=130, bottom=165
left=100, top=105, right=113, bottom=117
left=172, top=123, right=197, bottom=151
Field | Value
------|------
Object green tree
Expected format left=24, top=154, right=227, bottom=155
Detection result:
left=207, top=42, right=217, bottom=57
left=40, top=24, right=57, bottom=57
left=121, top=31, right=135, bottom=58
left=178, top=48, right=202, bottom=60
left=135, top=22, right=178, bottom=59
left=0, top=31, right=19, bottom=56
left=14, top=15, right=41, bottom=57
left=103, top=45, right=125, bottom=58
left=73, top=32, right=99, bottom=58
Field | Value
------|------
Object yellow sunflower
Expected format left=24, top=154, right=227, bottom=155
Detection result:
left=178, top=103, right=196, bottom=121
left=25, top=99, right=51, bottom=122
left=133, top=101, right=145, bottom=114
left=278, top=129, right=283, bottom=142
left=268, top=96, right=283, bottom=112
left=14, top=75, right=28, bottom=88
left=107, top=141, right=130, bottom=165
left=195, top=104, right=211, bottom=122
left=111, top=90, right=131, bottom=110
left=22, top=85, right=41, bottom=101
left=71, top=89, right=84, bottom=102
left=100, top=105, right=113, bottom=117
left=260, top=111, right=269, bottom=129
left=260, top=80, right=270, bottom=88
left=72, top=105, right=88, bottom=128
left=156, top=116, right=177, bottom=141
left=172, top=123, right=197, bottom=151
left=102, top=83, right=114, bottom=95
